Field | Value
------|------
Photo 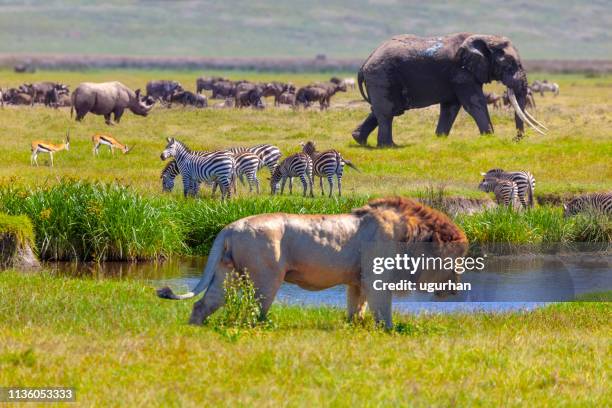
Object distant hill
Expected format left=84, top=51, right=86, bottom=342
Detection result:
left=0, top=0, right=610, bottom=60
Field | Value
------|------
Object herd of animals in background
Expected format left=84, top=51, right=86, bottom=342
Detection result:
left=7, top=68, right=607, bottom=215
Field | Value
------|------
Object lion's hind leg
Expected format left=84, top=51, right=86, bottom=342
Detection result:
left=189, top=270, right=227, bottom=325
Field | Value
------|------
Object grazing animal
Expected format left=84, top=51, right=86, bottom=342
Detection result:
left=563, top=193, right=612, bottom=217
left=478, top=178, right=519, bottom=208
left=484, top=91, right=502, bottom=109
left=278, top=91, right=296, bottom=105
left=31, top=131, right=70, bottom=167
left=530, top=80, right=559, bottom=97
left=92, top=134, right=133, bottom=156
left=234, top=83, right=265, bottom=109
left=226, top=144, right=281, bottom=175
left=295, top=86, right=328, bottom=110
left=170, top=91, right=207, bottom=108
left=230, top=152, right=262, bottom=193
left=146, top=80, right=183, bottom=102
left=160, top=138, right=235, bottom=200
left=71, top=82, right=155, bottom=125
left=270, top=153, right=314, bottom=197
left=160, top=150, right=212, bottom=193
left=300, top=141, right=359, bottom=197
left=196, top=76, right=227, bottom=94
left=156, top=197, right=468, bottom=328
left=9, top=92, right=32, bottom=105
left=481, top=169, right=535, bottom=208
left=211, top=81, right=236, bottom=99
left=262, top=82, right=294, bottom=106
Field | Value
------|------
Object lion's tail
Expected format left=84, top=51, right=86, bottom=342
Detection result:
left=157, top=229, right=230, bottom=300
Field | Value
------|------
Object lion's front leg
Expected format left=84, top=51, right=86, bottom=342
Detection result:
left=363, top=284, right=393, bottom=329
left=347, top=284, right=367, bottom=322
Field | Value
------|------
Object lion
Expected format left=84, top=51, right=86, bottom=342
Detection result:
left=157, top=197, right=468, bottom=328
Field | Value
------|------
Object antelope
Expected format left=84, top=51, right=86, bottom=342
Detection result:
left=92, top=134, right=133, bottom=156
left=30, top=131, right=70, bottom=167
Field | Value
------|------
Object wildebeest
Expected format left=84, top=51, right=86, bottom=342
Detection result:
left=17, top=82, right=69, bottom=107
left=146, top=80, right=183, bottom=102
left=296, top=81, right=346, bottom=110
left=196, top=76, right=228, bottom=94
left=484, top=92, right=502, bottom=109
left=71, top=81, right=155, bottom=125
left=14, top=63, right=35, bottom=73
left=235, top=83, right=265, bottom=109
left=278, top=91, right=296, bottom=106
left=170, top=91, right=208, bottom=108
left=211, top=80, right=237, bottom=99
left=262, top=81, right=295, bottom=106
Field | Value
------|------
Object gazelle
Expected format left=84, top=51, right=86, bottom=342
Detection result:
left=31, top=130, right=70, bottom=167
left=92, top=134, right=133, bottom=156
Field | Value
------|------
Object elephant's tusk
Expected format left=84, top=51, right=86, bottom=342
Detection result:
left=523, top=108, right=549, bottom=131
left=508, top=89, right=547, bottom=135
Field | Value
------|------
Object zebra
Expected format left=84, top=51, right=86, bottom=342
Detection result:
left=160, top=138, right=235, bottom=200
left=270, top=153, right=314, bottom=197
left=563, top=193, right=612, bottom=217
left=300, top=141, right=359, bottom=197
left=226, top=144, right=281, bottom=175
left=481, top=168, right=535, bottom=208
left=478, top=177, right=519, bottom=208
left=230, top=151, right=262, bottom=193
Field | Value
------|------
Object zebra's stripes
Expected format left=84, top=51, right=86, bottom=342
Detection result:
left=226, top=144, right=281, bottom=174
left=160, top=138, right=235, bottom=200
left=482, top=168, right=535, bottom=208
left=564, top=193, right=612, bottom=217
left=161, top=150, right=211, bottom=193
left=270, top=153, right=314, bottom=197
left=232, top=152, right=262, bottom=193
left=479, top=177, right=519, bottom=207
left=301, top=141, right=359, bottom=197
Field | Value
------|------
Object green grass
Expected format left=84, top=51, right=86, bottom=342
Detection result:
left=0, top=1, right=609, bottom=59
left=0, top=271, right=609, bottom=406
left=1, top=69, right=610, bottom=199
left=0, top=212, right=35, bottom=248
left=1, top=180, right=608, bottom=261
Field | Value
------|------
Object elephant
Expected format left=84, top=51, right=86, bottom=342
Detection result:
left=352, top=33, right=547, bottom=147
left=157, top=197, right=468, bottom=328
left=71, top=81, right=155, bottom=125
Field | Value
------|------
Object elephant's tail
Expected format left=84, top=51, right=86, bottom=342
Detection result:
left=157, top=229, right=230, bottom=300
left=357, top=68, right=370, bottom=104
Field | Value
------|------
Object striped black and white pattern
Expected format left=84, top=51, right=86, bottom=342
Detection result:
left=301, top=141, right=358, bottom=197
left=231, top=151, right=262, bottom=193
left=160, top=150, right=211, bottom=193
left=160, top=139, right=235, bottom=200
left=482, top=168, right=536, bottom=208
left=227, top=144, right=281, bottom=175
left=270, top=153, right=313, bottom=197
left=479, top=177, right=519, bottom=207
left=564, top=193, right=612, bottom=217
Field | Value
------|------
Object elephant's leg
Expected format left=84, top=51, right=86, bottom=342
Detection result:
left=189, top=271, right=227, bottom=325
left=363, top=283, right=393, bottom=329
left=347, top=284, right=367, bottom=322
left=435, top=101, right=462, bottom=136
left=376, top=114, right=395, bottom=147
left=455, top=85, right=493, bottom=134
left=351, top=112, right=378, bottom=145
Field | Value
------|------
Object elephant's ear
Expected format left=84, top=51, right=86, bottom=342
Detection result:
left=458, top=36, right=491, bottom=84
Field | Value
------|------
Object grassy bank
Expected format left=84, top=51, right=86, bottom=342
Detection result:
left=0, top=180, right=609, bottom=261
left=0, top=271, right=609, bottom=405
left=0, top=70, right=610, bottom=197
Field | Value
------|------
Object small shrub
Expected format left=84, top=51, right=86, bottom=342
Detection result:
left=213, top=270, right=262, bottom=329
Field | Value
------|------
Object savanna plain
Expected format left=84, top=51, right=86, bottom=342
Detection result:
left=0, top=69, right=610, bottom=406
